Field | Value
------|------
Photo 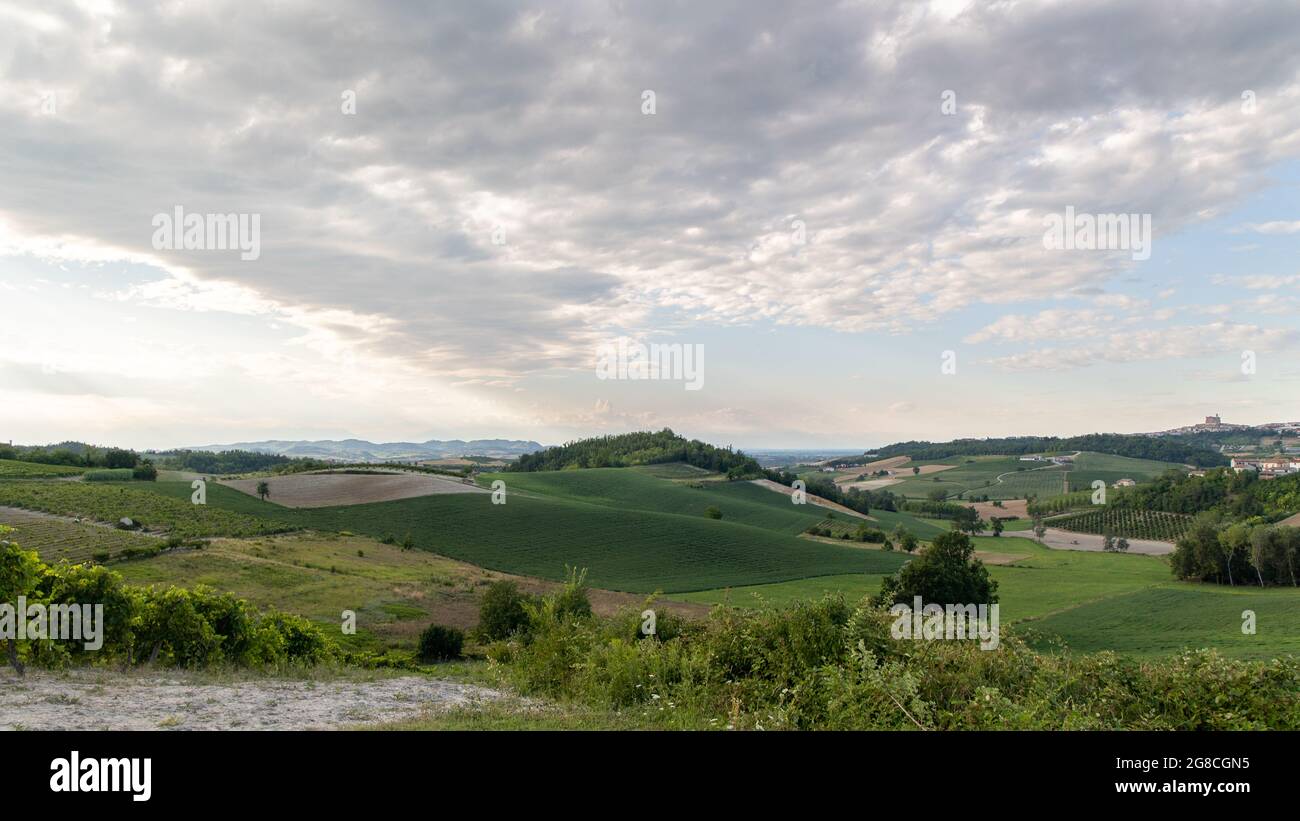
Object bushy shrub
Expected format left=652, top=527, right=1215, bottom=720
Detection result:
left=704, top=506, right=722, bottom=520
left=476, top=581, right=533, bottom=641
left=418, top=624, right=464, bottom=662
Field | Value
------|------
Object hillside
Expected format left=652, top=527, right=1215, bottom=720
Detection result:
left=510, top=429, right=761, bottom=476
left=861, top=433, right=1226, bottom=468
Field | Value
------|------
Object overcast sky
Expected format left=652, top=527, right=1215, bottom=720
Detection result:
left=2, top=0, right=1299, bottom=450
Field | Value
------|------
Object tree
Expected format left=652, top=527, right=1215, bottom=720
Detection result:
left=912, top=466, right=920, bottom=476
left=103, top=448, right=139, bottom=469
left=704, top=506, right=722, bottom=520
left=991, top=518, right=1004, bottom=537
left=1115, top=537, right=1129, bottom=552
left=877, top=530, right=998, bottom=606
left=256, top=481, right=270, bottom=501
left=1032, top=516, right=1047, bottom=542
left=1101, top=531, right=1116, bottom=552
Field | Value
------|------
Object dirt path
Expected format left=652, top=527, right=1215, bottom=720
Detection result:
left=0, top=669, right=509, bottom=730
left=1032, top=527, right=1174, bottom=556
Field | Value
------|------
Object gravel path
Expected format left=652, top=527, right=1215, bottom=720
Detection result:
left=0, top=669, right=508, bottom=730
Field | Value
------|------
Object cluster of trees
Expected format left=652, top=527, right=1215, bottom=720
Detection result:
left=0, top=531, right=331, bottom=674
left=859, top=434, right=1227, bottom=468
left=1171, top=517, right=1300, bottom=587
left=0, top=441, right=142, bottom=469
left=1110, top=468, right=1300, bottom=521
left=154, top=449, right=297, bottom=475
left=510, top=429, right=763, bottom=477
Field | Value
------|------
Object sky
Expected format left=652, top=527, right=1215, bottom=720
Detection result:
left=1, top=0, right=1298, bottom=451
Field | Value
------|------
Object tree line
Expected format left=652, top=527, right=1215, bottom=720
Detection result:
left=858, top=433, right=1227, bottom=468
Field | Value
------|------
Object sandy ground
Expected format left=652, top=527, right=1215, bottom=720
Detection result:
left=221, top=471, right=486, bottom=508
left=0, top=669, right=508, bottom=730
left=1033, top=527, right=1174, bottom=556
left=751, top=479, right=870, bottom=519
left=1278, top=511, right=1300, bottom=527
left=838, top=478, right=900, bottom=491
left=966, top=499, right=1030, bottom=520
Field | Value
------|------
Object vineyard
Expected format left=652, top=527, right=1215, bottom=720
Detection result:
left=0, top=481, right=297, bottom=538
left=0, top=508, right=161, bottom=564
left=0, top=459, right=84, bottom=479
left=1048, top=507, right=1193, bottom=542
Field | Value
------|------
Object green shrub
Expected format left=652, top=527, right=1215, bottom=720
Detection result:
left=418, top=623, right=465, bottom=662
left=704, top=506, right=722, bottom=520
left=476, top=580, right=533, bottom=641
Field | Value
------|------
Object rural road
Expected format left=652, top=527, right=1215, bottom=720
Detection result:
left=1032, top=527, right=1175, bottom=556
left=0, top=670, right=508, bottom=730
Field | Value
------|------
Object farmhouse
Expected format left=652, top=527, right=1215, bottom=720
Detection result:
left=1050, top=455, right=1074, bottom=465
left=1231, top=457, right=1300, bottom=477
left=1113, top=478, right=1136, bottom=487
left=1019, top=455, right=1043, bottom=462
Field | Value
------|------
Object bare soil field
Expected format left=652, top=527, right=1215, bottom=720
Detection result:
left=1033, top=527, right=1174, bottom=556
left=967, top=499, right=1030, bottom=520
left=1278, top=511, right=1300, bottom=527
left=0, top=669, right=508, bottom=730
left=221, top=471, right=486, bottom=508
left=751, top=479, right=871, bottom=519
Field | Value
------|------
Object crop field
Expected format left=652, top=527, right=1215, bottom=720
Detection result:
left=1029, top=585, right=1300, bottom=659
left=0, top=507, right=160, bottom=564
left=0, top=481, right=297, bottom=538
left=1049, top=507, right=1193, bottom=542
left=888, top=457, right=1057, bottom=500
left=85, top=468, right=136, bottom=482
left=673, top=535, right=1300, bottom=658
left=221, top=470, right=484, bottom=508
left=629, top=462, right=720, bottom=479
left=1066, top=452, right=1185, bottom=487
left=886, top=452, right=1186, bottom=501
left=0, top=459, right=84, bottom=479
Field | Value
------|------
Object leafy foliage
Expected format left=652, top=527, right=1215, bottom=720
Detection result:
left=510, top=428, right=761, bottom=477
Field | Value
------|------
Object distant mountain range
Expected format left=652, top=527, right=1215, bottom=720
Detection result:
left=185, top=438, right=546, bottom=462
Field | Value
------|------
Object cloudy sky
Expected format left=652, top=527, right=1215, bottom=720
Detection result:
left=2, top=0, right=1298, bottom=450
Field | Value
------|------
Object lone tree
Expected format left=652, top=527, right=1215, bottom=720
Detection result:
left=1032, top=516, right=1047, bottom=542
left=256, top=480, right=270, bottom=501
left=912, top=466, right=920, bottom=476
left=877, top=530, right=998, bottom=606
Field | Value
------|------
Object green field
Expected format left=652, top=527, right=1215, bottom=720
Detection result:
left=0, top=459, right=84, bottom=479
left=887, top=452, right=1186, bottom=501
left=671, top=535, right=1300, bottom=658
left=4, top=472, right=909, bottom=593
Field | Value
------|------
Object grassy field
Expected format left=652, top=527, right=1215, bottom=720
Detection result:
left=673, top=534, right=1300, bottom=659
left=0, top=459, right=84, bottom=479
left=0, top=508, right=161, bottom=564
left=112, top=532, right=490, bottom=653
left=86, top=472, right=907, bottom=593
left=886, top=452, right=1186, bottom=501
